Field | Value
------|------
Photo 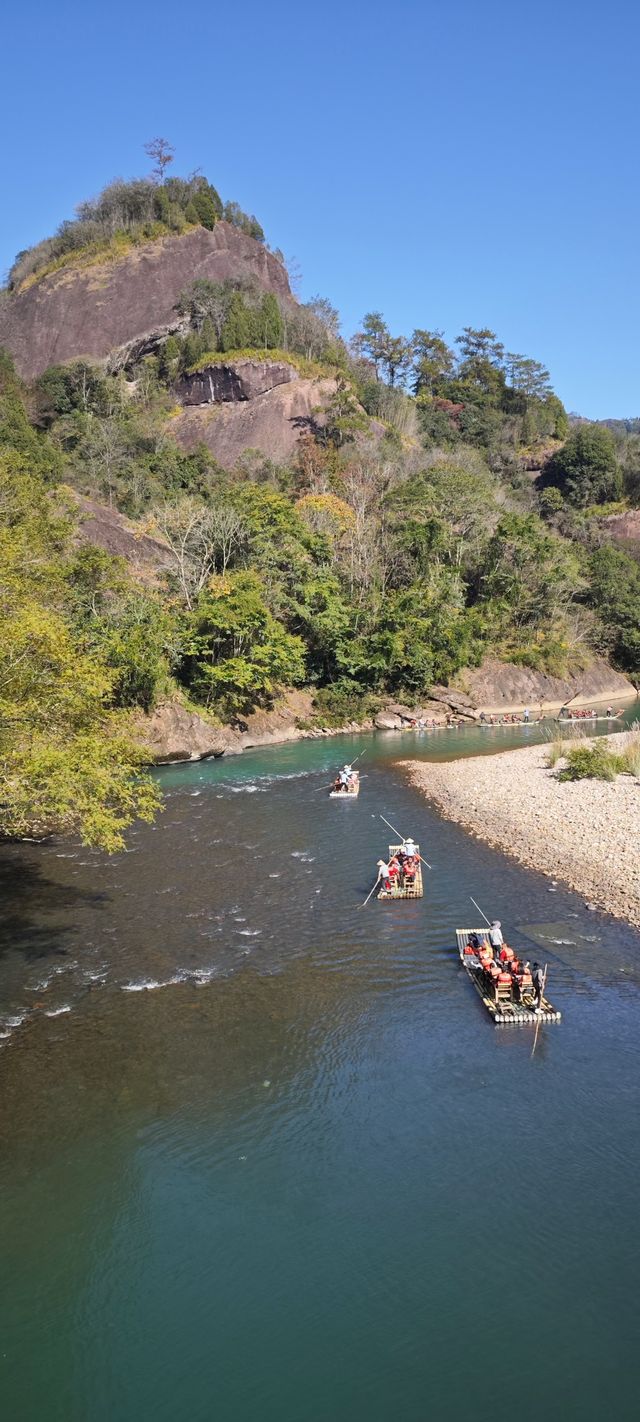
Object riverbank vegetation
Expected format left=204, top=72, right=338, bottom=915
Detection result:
left=552, top=730, right=640, bottom=782
left=2, top=156, right=639, bottom=845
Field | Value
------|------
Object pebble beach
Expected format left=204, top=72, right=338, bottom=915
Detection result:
left=405, top=732, right=640, bottom=929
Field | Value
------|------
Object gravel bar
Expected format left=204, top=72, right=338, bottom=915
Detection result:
left=404, top=733, right=640, bottom=929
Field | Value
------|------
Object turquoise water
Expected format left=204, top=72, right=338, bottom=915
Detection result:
left=1, top=715, right=639, bottom=1421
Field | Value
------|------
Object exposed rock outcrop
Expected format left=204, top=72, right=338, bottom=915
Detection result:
left=175, top=358, right=298, bottom=406
left=170, top=376, right=337, bottom=469
left=74, top=495, right=173, bottom=583
left=458, top=655, right=636, bottom=710
left=0, top=224, right=291, bottom=381
left=375, top=689, right=479, bottom=728
left=601, top=509, right=640, bottom=556
left=135, top=701, right=244, bottom=762
left=135, top=690, right=317, bottom=763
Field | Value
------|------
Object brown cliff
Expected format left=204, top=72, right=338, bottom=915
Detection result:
left=170, top=376, right=337, bottom=468
left=457, top=654, right=636, bottom=709
left=175, top=357, right=298, bottom=405
left=0, top=224, right=290, bottom=381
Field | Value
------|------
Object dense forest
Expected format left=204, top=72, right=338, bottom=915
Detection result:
left=2, top=155, right=639, bottom=847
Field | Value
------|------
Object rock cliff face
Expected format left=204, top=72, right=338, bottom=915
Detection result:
left=0, top=224, right=291, bottom=381
left=458, top=655, right=635, bottom=709
left=136, top=690, right=316, bottom=763
left=74, top=495, right=172, bottom=583
left=175, top=358, right=298, bottom=405
left=171, top=376, right=337, bottom=468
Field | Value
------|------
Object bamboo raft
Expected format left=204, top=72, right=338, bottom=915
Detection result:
left=555, top=714, right=621, bottom=724
left=329, top=772, right=360, bottom=798
left=455, top=929, right=561, bottom=1025
left=378, top=845, right=423, bottom=900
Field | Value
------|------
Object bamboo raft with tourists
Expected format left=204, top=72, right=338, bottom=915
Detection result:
left=455, top=920, right=561, bottom=1026
left=361, top=816, right=429, bottom=904
left=329, top=769, right=360, bottom=798
left=378, top=844, right=424, bottom=899
left=555, top=710, right=623, bottom=724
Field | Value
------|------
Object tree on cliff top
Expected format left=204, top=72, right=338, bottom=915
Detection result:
left=144, top=136, right=175, bottom=183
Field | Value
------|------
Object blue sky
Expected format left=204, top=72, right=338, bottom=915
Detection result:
left=1, top=0, right=638, bottom=417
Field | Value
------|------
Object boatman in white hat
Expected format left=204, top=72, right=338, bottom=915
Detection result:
left=488, top=920, right=503, bottom=950
left=401, top=836, right=418, bottom=859
left=376, top=858, right=391, bottom=891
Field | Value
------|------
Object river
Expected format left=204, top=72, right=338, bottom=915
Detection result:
left=1, top=717, right=639, bottom=1422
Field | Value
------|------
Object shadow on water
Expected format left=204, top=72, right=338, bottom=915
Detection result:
left=0, top=850, right=106, bottom=962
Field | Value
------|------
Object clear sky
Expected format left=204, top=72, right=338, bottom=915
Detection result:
left=1, top=0, right=638, bottom=417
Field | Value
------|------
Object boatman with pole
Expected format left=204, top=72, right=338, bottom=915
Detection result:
left=532, top=962, right=545, bottom=1010
left=488, top=920, right=504, bottom=950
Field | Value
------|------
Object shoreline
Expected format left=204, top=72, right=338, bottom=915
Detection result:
left=403, top=732, right=640, bottom=930
left=142, top=691, right=638, bottom=764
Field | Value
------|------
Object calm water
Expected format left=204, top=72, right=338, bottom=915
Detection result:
left=1, top=713, right=639, bottom=1422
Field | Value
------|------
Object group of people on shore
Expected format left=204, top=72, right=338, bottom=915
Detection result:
left=376, top=838, right=420, bottom=892
left=464, top=922, right=545, bottom=1009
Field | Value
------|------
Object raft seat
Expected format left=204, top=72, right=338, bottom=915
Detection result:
left=495, top=975, right=513, bottom=1005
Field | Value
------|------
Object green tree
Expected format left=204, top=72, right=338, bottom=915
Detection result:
left=371, top=569, right=477, bottom=694
left=352, top=313, right=412, bottom=386
left=220, top=291, right=252, bottom=351
left=544, top=425, right=622, bottom=506
left=0, top=349, right=62, bottom=480
left=34, top=360, right=112, bottom=426
left=222, top=202, right=265, bottom=242
left=478, top=512, right=583, bottom=643
left=320, top=376, right=368, bottom=448
left=585, top=545, right=640, bottom=676
left=250, top=292, right=283, bottom=349
left=183, top=571, right=306, bottom=716
left=0, top=454, right=160, bottom=849
left=505, top=354, right=552, bottom=399
left=455, top=327, right=505, bottom=402
left=185, top=184, right=221, bottom=230
left=411, top=330, right=455, bottom=395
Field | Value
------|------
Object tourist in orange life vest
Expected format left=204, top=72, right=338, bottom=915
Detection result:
left=388, top=856, right=401, bottom=883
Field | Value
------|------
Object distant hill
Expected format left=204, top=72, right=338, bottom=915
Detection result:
left=569, top=413, right=640, bottom=434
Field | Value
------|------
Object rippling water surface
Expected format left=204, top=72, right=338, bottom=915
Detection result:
left=1, top=718, right=639, bottom=1421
